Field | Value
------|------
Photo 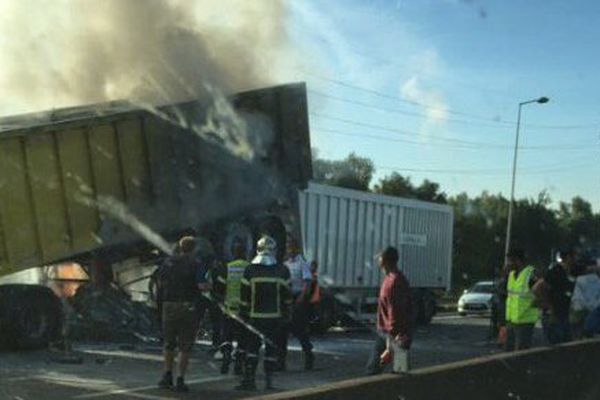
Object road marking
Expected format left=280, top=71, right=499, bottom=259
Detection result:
left=74, top=376, right=229, bottom=399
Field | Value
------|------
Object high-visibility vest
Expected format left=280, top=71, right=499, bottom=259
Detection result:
left=224, top=259, right=249, bottom=313
left=506, top=265, right=540, bottom=324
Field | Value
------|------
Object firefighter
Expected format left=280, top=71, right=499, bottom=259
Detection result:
left=236, top=236, right=291, bottom=391
left=278, top=239, right=315, bottom=371
left=213, top=241, right=250, bottom=375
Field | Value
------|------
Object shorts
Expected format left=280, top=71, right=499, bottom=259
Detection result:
left=162, top=302, right=198, bottom=352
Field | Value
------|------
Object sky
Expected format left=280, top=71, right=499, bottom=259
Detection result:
left=0, top=0, right=598, bottom=210
left=287, top=0, right=600, bottom=209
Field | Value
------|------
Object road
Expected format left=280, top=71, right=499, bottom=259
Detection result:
left=0, top=314, right=542, bottom=400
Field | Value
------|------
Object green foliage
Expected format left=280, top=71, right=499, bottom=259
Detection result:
left=312, top=152, right=374, bottom=191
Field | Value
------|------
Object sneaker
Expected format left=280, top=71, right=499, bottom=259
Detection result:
left=174, top=377, right=189, bottom=393
left=158, top=372, right=173, bottom=389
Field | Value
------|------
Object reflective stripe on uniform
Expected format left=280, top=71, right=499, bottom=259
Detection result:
left=249, top=277, right=287, bottom=319
left=506, top=265, right=540, bottom=324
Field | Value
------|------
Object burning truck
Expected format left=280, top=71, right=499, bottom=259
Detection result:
left=0, top=83, right=312, bottom=348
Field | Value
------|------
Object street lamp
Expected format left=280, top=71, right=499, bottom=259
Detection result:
left=503, top=96, right=550, bottom=265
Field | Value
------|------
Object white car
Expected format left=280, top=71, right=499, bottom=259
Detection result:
left=457, top=281, right=495, bottom=316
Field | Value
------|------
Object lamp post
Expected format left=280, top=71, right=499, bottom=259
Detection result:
left=503, top=96, right=549, bottom=265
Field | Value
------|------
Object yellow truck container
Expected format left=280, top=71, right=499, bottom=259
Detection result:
left=0, top=83, right=312, bottom=348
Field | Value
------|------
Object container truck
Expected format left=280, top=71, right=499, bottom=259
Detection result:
left=0, top=83, right=312, bottom=348
left=299, top=182, right=454, bottom=327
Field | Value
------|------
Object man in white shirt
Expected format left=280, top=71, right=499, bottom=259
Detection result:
left=277, top=239, right=315, bottom=371
left=571, top=270, right=600, bottom=338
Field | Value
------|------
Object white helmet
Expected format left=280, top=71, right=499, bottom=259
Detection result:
left=256, top=235, right=277, bottom=255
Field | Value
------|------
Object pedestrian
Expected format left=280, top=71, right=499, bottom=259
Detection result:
left=535, top=249, right=578, bottom=345
left=157, top=236, right=209, bottom=392
left=236, top=236, right=291, bottom=391
left=493, top=264, right=510, bottom=346
left=366, top=246, right=412, bottom=375
left=504, top=248, right=540, bottom=351
left=213, top=241, right=250, bottom=375
left=570, top=265, right=600, bottom=339
left=277, top=239, right=315, bottom=371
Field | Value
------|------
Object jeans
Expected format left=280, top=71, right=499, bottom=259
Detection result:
left=505, top=322, right=534, bottom=351
left=584, top=306, right=600, bottom=336
left=542, top=314, right=571, bottom=345
left=366, top=332, right=411, bottom=375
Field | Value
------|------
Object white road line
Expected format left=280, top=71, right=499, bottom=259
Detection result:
left=74, top=376, right=229, bottom=399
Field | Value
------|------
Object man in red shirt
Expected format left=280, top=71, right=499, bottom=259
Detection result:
left=366, top=246, right=413, bottom=375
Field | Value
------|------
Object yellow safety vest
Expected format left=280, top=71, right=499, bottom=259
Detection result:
left=506, top=265, right=540, bottom=324
left=224, top=259, right=249, bottom=313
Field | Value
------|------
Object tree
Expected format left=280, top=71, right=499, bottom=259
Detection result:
left=374, top=173, right=446, bottom=204
left=312, top=152, right=374, bottom=191
left=373, top=172, right=414, bottom=197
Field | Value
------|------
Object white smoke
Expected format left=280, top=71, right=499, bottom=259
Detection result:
left=0, top=0, right=295, bottom=116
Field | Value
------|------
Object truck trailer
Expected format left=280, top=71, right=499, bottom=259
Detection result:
left=299, top=182, right=454, bottom=326
left=0, top=83, right=312, bottom=348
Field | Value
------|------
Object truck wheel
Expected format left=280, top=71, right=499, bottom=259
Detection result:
left=417, top=290, right=436, bottom=325
left=0, top=285, right=62, bottom=350
left=252, top=216, right=287, bottom=262
left=216, top=222, right=254, bottom=261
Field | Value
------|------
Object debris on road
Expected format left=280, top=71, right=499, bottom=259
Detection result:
left=67, top=283, right=158, bottom=343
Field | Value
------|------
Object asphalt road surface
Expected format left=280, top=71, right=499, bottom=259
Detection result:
left=0, top=314, right=543, bottom=400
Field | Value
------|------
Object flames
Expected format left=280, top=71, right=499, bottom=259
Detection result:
left=47, top=262, right=89, bottom=298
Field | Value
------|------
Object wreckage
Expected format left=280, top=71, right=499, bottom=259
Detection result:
left=0, top=83, right=312, bottom=348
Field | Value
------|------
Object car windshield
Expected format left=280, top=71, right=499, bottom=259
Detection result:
left=469, top=284, right=493, bottom=294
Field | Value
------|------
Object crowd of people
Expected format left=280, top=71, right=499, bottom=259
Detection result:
left=493, top=247, right=600, bottom=352
left=152, top=234, right=319, bottom=392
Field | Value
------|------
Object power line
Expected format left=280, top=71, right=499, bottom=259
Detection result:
left=312, top=127, right=592, bottom=152
left=375, top=160, right=598, bottom=176
left=309, top=89, right=598, bottom=135
left=310, top=112, right=594, bottom=150
left=304, top=71, right=600, bottom=131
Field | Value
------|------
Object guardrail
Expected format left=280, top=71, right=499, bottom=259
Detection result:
left=251, top=338, right=600, bottom=400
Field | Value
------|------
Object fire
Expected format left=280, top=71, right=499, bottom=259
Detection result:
left=48, top=263, right=89, bottom=298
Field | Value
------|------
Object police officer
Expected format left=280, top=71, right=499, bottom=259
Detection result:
left=236, top=236, right=291, bottom=391
left=278, top=239, right=315, bottom=371
left=213, top=241, right=250, bottom=375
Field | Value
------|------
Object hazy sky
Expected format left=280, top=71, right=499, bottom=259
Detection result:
left=289, top=0, right=599, bottom=208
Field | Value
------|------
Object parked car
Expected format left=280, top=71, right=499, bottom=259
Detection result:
left=457, top=281, right=495, bottom=316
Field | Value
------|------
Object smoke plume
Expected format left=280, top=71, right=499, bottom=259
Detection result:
left=0, top=0, right=292, bottom=116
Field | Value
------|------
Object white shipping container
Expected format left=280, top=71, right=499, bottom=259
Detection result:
left=299, top=182, right=453, bottom=291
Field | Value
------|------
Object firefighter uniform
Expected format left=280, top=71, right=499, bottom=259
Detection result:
left=237, top=237, right=291, bottom=391
left=214, top=258, right=250, bottom=375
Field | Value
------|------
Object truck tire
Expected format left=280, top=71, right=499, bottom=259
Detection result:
left=0, top=285, right=62, bottom=350
left=416, top=289, right=436, bottom=325
left=216, top=222, right=254, bottom=261
left=252, top=216, right=287, bottom=262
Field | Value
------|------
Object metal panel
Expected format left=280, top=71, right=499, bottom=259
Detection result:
left=300, top=182, right=453, bottom=290
left=24, top=132, right=71, bottom=261
left=0, top=137, right=40, bottom=271
left=89, top=124, right=125, bottom=201
left=56, top=128, right=100, bottom=253
left=115, top=118, right=151, bottom=205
